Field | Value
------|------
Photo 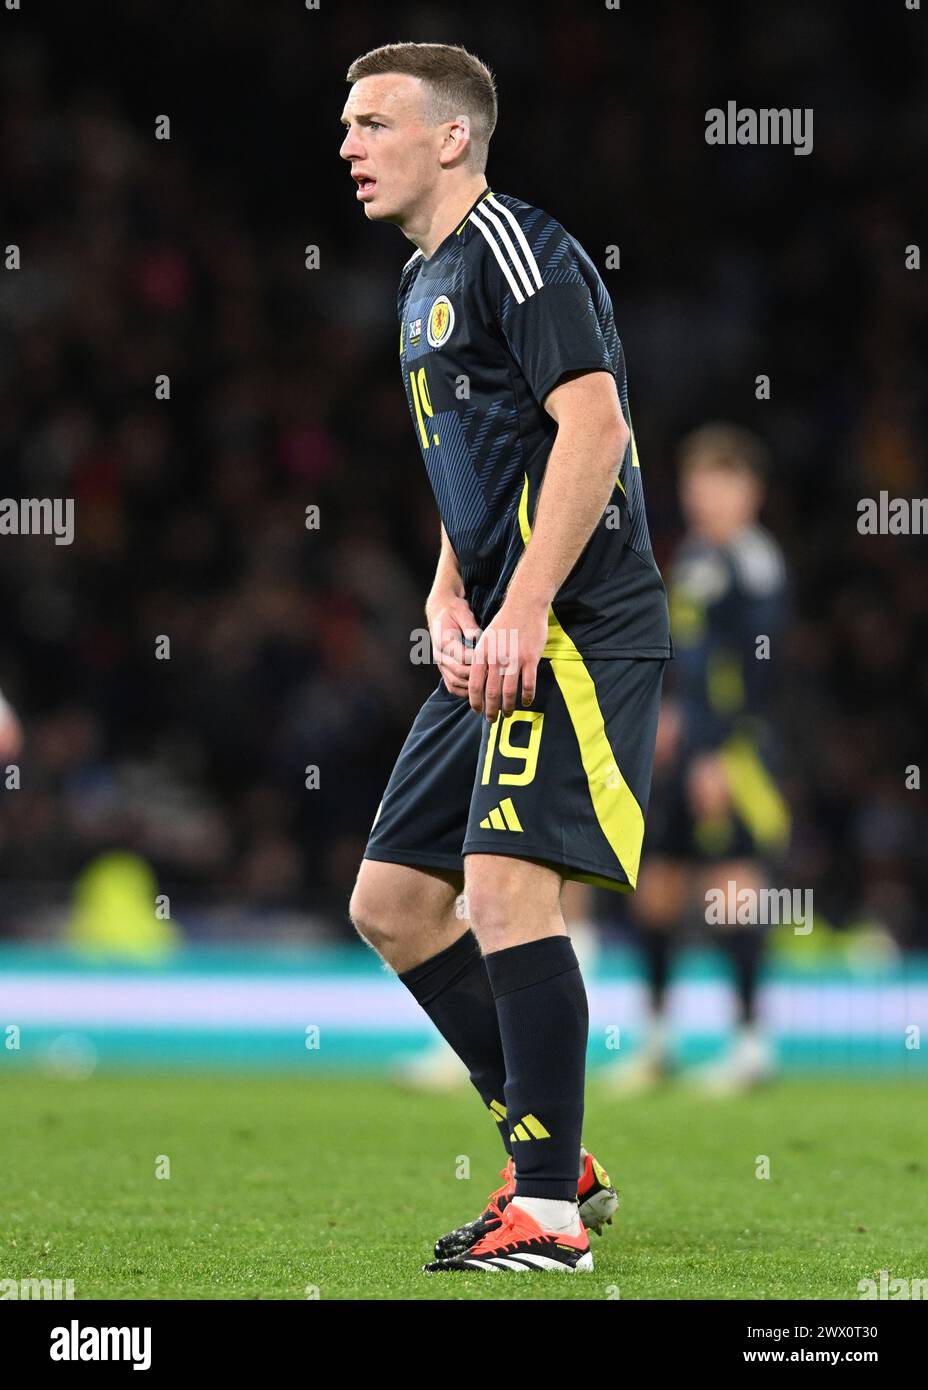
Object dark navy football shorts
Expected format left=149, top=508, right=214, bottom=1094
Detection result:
left=644, top=730, right=790, bottom=865
left=363, top=656, right=666, bottom=893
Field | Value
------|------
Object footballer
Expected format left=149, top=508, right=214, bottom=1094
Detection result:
left=610, top=425, right=790, bottom=1095
left=341, top=42, right=671, bottom=1272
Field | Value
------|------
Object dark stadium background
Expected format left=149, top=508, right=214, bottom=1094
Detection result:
left=1, top=0, right=925, bottom=952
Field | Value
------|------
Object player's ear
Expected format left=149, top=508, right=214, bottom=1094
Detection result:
left=439, top=115, right=471, bottom=167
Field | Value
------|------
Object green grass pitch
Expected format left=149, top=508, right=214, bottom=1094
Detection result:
left=3, top=1073, right=926, bottom=1300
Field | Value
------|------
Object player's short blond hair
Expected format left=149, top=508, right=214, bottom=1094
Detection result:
left=677, top=423, right=769, bottom=481
left=346, top=42, right=497, bottom=173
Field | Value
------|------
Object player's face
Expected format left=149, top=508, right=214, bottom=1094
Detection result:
left=339, top=74, right=441, bottom=224
left=679, top=465, right=762, bottom=543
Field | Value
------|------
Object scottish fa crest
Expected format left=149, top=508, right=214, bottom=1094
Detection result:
left=427, top=295, right=455, bottom=348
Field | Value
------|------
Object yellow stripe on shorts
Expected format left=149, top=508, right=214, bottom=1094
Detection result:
left=719, top=733, right=791, bottom=852
left=516, top=473, right=646, bottom=886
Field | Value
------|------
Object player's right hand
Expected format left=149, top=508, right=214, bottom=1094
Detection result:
left=426, top=594, right=481, bottom=698
left=686, top=752, right=732, bottom=819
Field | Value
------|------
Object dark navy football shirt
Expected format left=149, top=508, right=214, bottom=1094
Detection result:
left=397, top=187, right=671, bottom=658
left=667, top=524, right=788, bottom=753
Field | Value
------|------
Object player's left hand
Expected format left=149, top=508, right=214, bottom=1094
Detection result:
left=467, top=596, right=549, bottom=721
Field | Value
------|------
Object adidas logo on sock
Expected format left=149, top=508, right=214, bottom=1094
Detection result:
left=509, top=1113, right=551, bottom=1142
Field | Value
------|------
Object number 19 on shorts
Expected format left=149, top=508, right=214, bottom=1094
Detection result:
left=480, top=710, right=545, bottom=787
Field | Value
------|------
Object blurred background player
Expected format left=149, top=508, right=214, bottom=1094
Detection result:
left=609, top=424, right=790, bottom=1095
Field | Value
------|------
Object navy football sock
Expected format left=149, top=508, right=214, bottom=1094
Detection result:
left=724, top=926, right=767, bottom=1025
left=641, top=926, right=674, bottom=1013
left=484, top=935, right=588, bottom=1201
left=398, top=931, right=511, bottom=1155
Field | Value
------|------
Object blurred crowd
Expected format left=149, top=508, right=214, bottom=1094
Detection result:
left=0, top=2, right=925, bottom=943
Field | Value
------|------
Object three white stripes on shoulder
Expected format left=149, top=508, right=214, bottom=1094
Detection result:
left=470, top=194, right=545, bottom=304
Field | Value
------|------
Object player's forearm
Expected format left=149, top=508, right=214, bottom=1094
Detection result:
left=505, top=419, right=627, bottom=609
left=425, top=523, right=466, bottom=615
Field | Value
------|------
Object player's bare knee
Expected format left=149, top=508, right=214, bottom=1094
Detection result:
left=347, top=889, right=398, bottom=955
left=461, top=883, right=510, bottom=945
left=464, top=882, right=546, bottom=951
left=464, top=857, right=562, bottom=947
